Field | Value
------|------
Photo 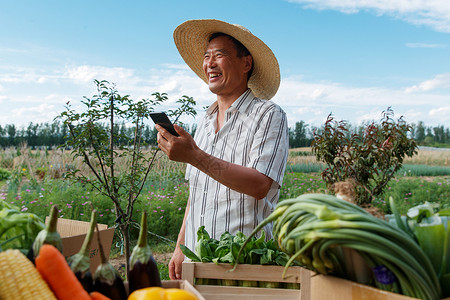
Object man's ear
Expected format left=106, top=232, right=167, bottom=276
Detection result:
left=243, top=55, right=253, bottom=73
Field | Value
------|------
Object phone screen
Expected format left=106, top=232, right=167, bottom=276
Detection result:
left=150, top=112, right=179, bottom=136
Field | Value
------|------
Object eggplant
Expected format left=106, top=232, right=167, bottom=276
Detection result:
left=128, top=212, right=161, bottom=294
left=28, top=205, right=62, bottom=261
left=93, top=224, right=127, bottom=300
left=67, top=209, right=97, bottom=293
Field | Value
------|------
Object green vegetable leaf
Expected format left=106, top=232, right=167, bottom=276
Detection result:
left=407, top=201, right=438, bottom=222
left=180, top=244, right=201, bottom=262
left=197, top=226, right=210, bottom=242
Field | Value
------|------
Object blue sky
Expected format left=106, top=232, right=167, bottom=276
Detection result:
left=1, top=0, right=449, bottom=129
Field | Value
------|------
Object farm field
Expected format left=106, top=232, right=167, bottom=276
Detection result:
left=1, top=146, right=449, bottom=279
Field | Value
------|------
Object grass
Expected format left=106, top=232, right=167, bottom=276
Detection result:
left=372, top=176, right=450, bottom=214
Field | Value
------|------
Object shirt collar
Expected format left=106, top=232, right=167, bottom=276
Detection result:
left=205, top=89, right=256, bottom=116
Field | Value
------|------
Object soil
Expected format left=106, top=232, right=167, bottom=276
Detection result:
left=110, top=252, right=172, bottom=277
left=361, top=204, right=385, bottom=219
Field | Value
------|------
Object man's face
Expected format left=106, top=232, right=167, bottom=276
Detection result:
left=203, top=35, right=252, bottom=98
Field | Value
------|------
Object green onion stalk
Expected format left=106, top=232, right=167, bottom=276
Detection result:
left=234, top=193, right=442, bottom=300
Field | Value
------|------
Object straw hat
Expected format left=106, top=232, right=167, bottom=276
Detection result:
left=173, top=19, right=280, bottom=100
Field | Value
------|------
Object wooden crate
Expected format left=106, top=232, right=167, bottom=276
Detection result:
left=182, top=261, right=312, bottom=300
left=310, top=274, right=450, bottom=300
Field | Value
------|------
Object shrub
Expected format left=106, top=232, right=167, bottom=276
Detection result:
left=0, top=168, right=11, bottom=181
left=312, top=108, right=417, bottom=204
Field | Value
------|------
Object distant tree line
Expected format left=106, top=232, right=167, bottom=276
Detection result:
left=0, top=120, right=448, bottom=149
left=289, top=120, right=450, bottom=148
left=0, top=121, right=197, bottom=149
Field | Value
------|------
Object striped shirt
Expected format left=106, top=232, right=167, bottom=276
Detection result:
left=184, top=89, right=289, bottom=251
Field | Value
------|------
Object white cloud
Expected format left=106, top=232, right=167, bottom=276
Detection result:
left=405, top=73, right=450, bottom=92
left=1, top=64, right=448, bottom=128
left=10, top=103, right=58, bottom=124
left=65, top=65, right=136, bottom=84
left=162, top=63, right=191, bottom=70
left=429, top=106, right=450, bottom=118
left=405, top=43, right=446, bottom=48
left=287, top=0, right=450, bottom=33
left=276, top=74, right=449, bottom=127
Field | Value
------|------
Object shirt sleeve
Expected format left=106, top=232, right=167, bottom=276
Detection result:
left=248, top=104, right=289, bottom=187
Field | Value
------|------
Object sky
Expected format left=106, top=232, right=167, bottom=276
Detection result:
left=1, top=0, right=449, bottom=130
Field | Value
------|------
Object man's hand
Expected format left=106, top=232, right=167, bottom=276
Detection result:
left=156, top=124, right=199, bottom=164
left=168, top=246, right=184, bottom=280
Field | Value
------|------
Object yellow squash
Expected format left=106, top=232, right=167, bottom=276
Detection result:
left=128, top=286, right=198, bottom=300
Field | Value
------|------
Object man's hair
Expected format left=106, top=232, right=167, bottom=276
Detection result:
left=208, top=32, right=254, bottom=79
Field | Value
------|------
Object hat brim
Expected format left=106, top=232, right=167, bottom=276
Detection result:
left=173, top=19, right=280, bottom=100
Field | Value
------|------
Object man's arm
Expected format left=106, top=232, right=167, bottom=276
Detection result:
left=156, top=124, right=273, bottom=200
left=169, top=196, right=190, bottom=280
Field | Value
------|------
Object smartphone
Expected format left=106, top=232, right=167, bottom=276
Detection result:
left=150, top=112, right=179, bottom=136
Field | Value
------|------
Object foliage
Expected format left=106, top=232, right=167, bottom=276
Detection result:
left=312, top=107, right=417, bottom=204
left=285, top=163, right=324, bottom=174
left=280, top=172, right=327, bottom=200
left=373, top=176, right=450, bottom=214
left=55, top=79, right=196, bottom=276
left=289, top=121, right=313, bottom=148
left=0, top=168, right=11, bottom=181
left=181, top=226, right=290, bottom=266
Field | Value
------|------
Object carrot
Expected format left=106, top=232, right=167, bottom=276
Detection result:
left=35, top=244, right=91, bottom=300
left=90, top=291, right=112, bottom=300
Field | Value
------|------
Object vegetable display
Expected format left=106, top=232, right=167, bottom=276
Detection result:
left=181, top=226, right=297, bottom=288
left=235, top=193, right=443, bottom=300
left=0, top=249, right=57, bottom=299
left=0, top=205, right=197, bottom=300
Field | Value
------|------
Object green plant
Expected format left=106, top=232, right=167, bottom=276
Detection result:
left=397, top=164, right=450, bottom=177
left=55, top=79, right=196, bottom=276
left=0, top=168, right=11, bottom=181
left=373, top=176, right=450, bottom=214
left=312, top=107, right=417, bottom=204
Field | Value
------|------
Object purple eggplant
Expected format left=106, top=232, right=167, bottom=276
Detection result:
left=67, top=209, right=97, bottom=292
left=93, top=223, right=127, bottom=300
left=128, top=212, right=161, bottom=294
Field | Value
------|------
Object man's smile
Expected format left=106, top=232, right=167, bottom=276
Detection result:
left=208, top=72, right=222, bottom=80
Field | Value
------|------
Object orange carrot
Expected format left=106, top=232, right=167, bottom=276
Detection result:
left=35, top=244, right=91, bottom=300
left=90, top=291, right=112, bottom=300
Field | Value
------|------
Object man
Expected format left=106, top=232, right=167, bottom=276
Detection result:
left=155, top=19, right=289, bottom=280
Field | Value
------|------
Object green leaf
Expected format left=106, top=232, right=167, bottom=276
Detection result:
left=407, top=202, right=438, bottom=222
left=197, top=226, right=210, bottom=242
left=180, top=244, right=200, bottom=262
left=233, top=231, right=247, bottom=244
left=415, top=223, right=446, bottom=276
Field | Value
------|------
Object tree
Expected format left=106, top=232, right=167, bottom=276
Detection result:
left=6, top=124, right=16, bottom=146
left=312, top=107, right=417, bottom=205
left=433, top=126, right=445, bottom=144
left=289, top=121, right=312, bottom=148
left=57, top=80, right=196, bottom=276
left=415, top=121, right=425, bottom=143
